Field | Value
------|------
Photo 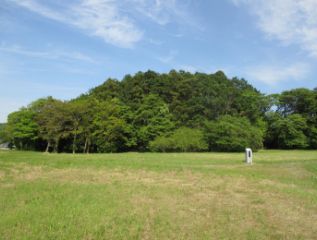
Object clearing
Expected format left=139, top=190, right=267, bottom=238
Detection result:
left=0, top=150, right=316, bottom=239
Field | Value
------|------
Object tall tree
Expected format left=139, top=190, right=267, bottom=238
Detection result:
left=277, top=88, right=317, bottom=118
left=265, top=113, right=308, bottom=149
left=36, top=98, right=71, bottom=152
left=93, top=98, right=136, bottom=152
left=133, top=94, right=174, bottom=150
left=204, top=115, right=263, bottom=152
left=6, top=108, right=38, bottom=150
left=81, top=98, right=98, bottom=153
left=0, top=123, right=9, bottom=144
left=4, top=70, right=316, bottom=152
left=89, top=79, right=121, bottom=101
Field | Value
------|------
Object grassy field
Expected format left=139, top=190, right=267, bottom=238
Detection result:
left=0, top=150, right=316, bottom=239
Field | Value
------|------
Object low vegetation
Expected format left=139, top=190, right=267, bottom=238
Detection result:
left=0, top=150, right=316, bottom=239
left=149, top=127, right=208, bottom=152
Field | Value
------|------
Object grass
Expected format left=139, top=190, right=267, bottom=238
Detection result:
left=0, top=150, right=316, bottom=239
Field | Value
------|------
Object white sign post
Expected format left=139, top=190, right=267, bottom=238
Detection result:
left=245, top=148, right=252, bottom=164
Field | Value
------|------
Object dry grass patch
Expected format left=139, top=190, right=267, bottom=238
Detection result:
left=0, top=170, right=5, bottom=180
left=1, top=151, right=317, bottom=240
left=126, top=171, right=317, bottom=239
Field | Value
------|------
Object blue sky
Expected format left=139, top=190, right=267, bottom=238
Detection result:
left=1, top=0, right=317, bottom=122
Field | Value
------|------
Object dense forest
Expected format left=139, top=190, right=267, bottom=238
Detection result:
left=1, top=70, right=316, bottom=153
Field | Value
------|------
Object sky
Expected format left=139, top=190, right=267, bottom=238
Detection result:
left=1, top=0, right=317, bottom=122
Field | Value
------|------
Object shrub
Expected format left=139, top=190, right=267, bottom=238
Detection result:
left=149, top=127, right=208, bottom=152
left=204, top=115, right=263, bottom=152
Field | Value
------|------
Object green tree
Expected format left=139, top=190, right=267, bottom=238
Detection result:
left=133, top=94, right=174, bottom=150
left=36, top=98, right=71, bottom=152
left=93, top=98, right=135, bottom=152
left=89, top=78, right=121, bottom=101
left=66, top=99, right=97, bottom=154
left=269, top=89, right=317, bottom=149
left=6, top=108, right=38, bottom=150
left=265, top=113, right=308, bottom=149
left=5, top=70, right=316, bottom=152
left=204, top=115, right=263, bottom=152
left=307, top=127, right=317, bottom=149
left=277, top=88, right=317, bottom=117
left=149, top=127, right=208, bottom=152
left=80, top=98, right=98, bottom=153
left=0, top=123, right=9, bottom=144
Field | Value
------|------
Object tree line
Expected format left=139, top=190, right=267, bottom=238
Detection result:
left=0, top=70, right=316, bottom=152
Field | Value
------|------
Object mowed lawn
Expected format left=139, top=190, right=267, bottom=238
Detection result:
left=0, top=150, right=316, bottom=239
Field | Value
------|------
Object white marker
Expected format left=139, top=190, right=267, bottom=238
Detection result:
left=245, top=148, right=252, bottom=164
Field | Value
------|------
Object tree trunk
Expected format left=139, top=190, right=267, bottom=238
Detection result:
left=83, top=137, right=88, bottom=153
left=45, top=141, right=51, bottom=153
left=72, top=131, right=77, bottom=154
left=86, top=139, right=90, bottom=154
left=54, top=138, right=60, bottom=153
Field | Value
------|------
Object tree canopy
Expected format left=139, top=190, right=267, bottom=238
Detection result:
left=3, top=70, right=317, bottom=152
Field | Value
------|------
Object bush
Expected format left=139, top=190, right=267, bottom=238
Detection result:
left=149, top=127, right=208, bottom=152
left=265, top=113, right=308, bottom=149
left=204, top=115, right=263, bottom=152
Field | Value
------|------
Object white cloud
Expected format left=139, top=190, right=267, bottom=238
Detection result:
left=129, top=0, right=196, bottom=27
left=9, top=0, right=200, bottom=48
left=157, top=50, right=178, bottom=64
left=232, top=0, right=317, bottom=58
left=9, top=0, right=143, bottom=48
left=245, top=63, right=311, bottom=86
left=0, top=43, right=97, bottom=63
left=131, top=0, right=177, bottom=25
left=72, top=0, right=143, bottom=48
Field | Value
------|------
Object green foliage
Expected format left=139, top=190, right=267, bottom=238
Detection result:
left=265, top=113, right=308, bottom=149
left=307, top=127, right=317, bottom=149
left=35, top=98, right=71, bottom=152
left=204, top=116, right=263, bottom=152
left=93, top=98, right=136, bottom=152
left=75, top=98, right=97, bottom=153
left=149, top=127, right=208, bottom=152
left=277, top=88, right=317, bottom=117
left=267, top=88, right=317, bottom=149
left=89, top=78, right=121, bottom=101
left=133, top=94, right=174, bottom=150
left=6, top=108, right=38, bottom=149
left=3, top=70, right=317, bottom=152
left=0, top=123, right=8, bottom=143
left=66, top=99, right=94, bottom=153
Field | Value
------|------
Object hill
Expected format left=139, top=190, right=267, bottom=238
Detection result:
left=2, top=70, right=317, bottom=152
